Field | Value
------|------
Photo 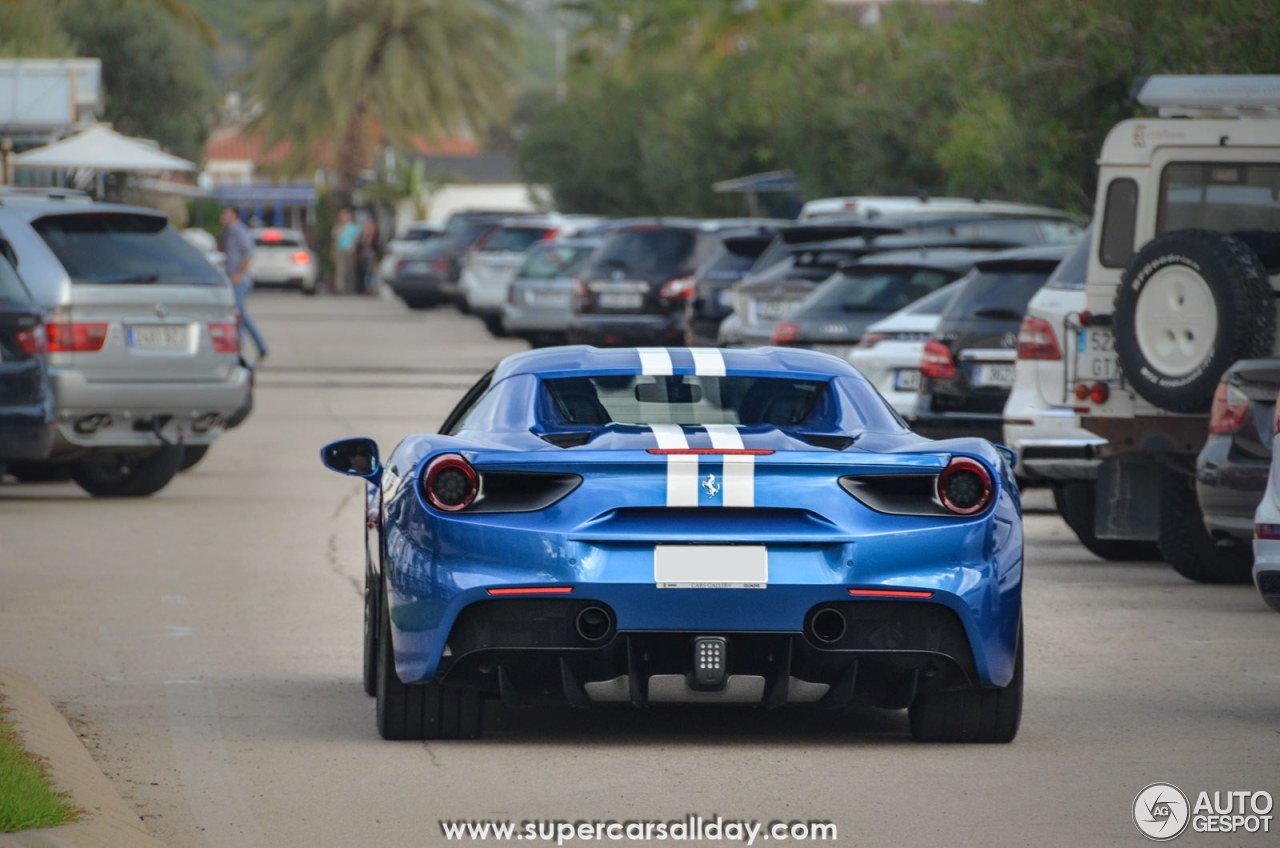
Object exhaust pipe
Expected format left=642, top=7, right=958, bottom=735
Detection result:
left=73, top=413, right=113, bottom=434
left=809, top=608, right=847, bottom=644
left=575, top=606, right=614, bottom=642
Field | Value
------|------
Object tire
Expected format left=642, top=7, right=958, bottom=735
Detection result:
left=1114, top=230, right=1273, bottom=413
left=363, top=570, right=380, bottom=698
left=375, top=591, right=483, bottom=740
left=1157, top=467, right=1253, bottom=584
left=909, top=625, right=1022, bottom=743
left=1055, top=482, right=1163, bottom=561
left=69, top=445, right=184, bottom=498
left=481, top=314, right=508, bottom=338
left=179, top=444, right=210, bottom=472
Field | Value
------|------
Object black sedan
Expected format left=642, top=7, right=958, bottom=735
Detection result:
left=912, top=244, right=1073, bottom=444
left=0, top=243, right=54, bottom=466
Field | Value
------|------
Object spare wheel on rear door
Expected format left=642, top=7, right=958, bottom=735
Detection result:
left=1113, top=229, right=1273, bottom=413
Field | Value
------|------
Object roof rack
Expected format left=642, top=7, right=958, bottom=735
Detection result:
left=1133, top=75, right=1280, bottom=118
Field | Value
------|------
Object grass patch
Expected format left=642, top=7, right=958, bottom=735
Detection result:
left=0, top=695, right=79, bottom=832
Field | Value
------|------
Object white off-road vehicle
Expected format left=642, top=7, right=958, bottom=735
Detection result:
left=1070, top=75, right=1280, bottom=583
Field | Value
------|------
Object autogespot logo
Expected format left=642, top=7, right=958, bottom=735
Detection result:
left=1134, top=783, right=1190, bottom=841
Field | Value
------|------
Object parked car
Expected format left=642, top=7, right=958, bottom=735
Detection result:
left=460, top=214, right=603, bottom=336
left=567, top=220, right=748, bottom=347
left=769, top=246, right=999, bottom=358
left=683, top=226, right=781, bottom=346
left=0, top=244, right=54, bottom=468
left=321, top=346, right=1024, bottom=742
left=433, top=210, right=527, bottom=306
left=913, top=243, right=1074, bottom=444
left=730, top=213, right=1081, bottom=347
left=385, top=235, right=453, bottom=309
left=500, top=237, right=602, bottom=347
left=249, top=227, right=317, bottom=294
left=1192, top=359, right=1280, bottom=584
left=378, top=221, right=443, bottom=285
left=0, top=191, right=250, bottom=497
left=846, top=280, right=965, bottom=420
left=1252, top=416, right=1280, bottom=610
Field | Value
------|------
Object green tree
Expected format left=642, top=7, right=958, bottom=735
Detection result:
left=0, top=2, right=75, bottom=57
left=57, top=0, right=217, bottom=162
left=247, top=0, right=520, bottom=209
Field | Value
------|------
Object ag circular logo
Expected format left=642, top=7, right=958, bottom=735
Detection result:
left=1134, top=783, right=1190, bottom=840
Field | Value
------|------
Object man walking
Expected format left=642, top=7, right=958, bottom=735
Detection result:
left=220, top=206, right=269, bottom=362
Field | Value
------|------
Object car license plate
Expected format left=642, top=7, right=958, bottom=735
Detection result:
left=128, top=324, right=190, bottom=350
left=894, top=368, right=921, bottom=391
left=1075, top=327, right=1120, bottom=381
left=755, top=300, right=798, bottom=321
left=598, top=292, right=643, bottom=309
left=973, top=362, right=1016, bottom=388
left=526, top=290, right=569, bottom=308
left=716, top=290, right=734, bottom=308
left=654, top=545, right=767, bottom=589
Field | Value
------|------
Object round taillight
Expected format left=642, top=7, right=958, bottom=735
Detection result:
left=424, top=454, right=478, bottom=512
left=937, top=457, right=993, bottom=515
left=1089, top=382, right=1110, bottom=404
left=1074, top=383, right=1089, bottom=401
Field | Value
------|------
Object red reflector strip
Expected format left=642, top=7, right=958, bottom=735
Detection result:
left=486, top=587, right=574, bottom=596
left=1255, top=524, right=1280, bottom=540
left=646, top=448, right=774, bottom=456
left=848, top=589, right=934, bottom=599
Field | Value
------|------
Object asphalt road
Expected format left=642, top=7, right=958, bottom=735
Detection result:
left=1, top=291, right=1277, bottom=848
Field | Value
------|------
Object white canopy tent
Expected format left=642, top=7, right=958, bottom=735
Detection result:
left=12, top=123, right=196, bottom=172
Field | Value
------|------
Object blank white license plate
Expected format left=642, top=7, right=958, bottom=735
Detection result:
left=128, top=324, right=190, bottom=350
left=654, top=545, right=767, bottom=589
left=598, top=292, right=643, bottom=309
left=973, top=362, right=1016, bottom=387
left=526, top=291, right=570, bottom=308
left=755, top=300, right=798, bottom=321
left=894, top=368, right=921, bottom=391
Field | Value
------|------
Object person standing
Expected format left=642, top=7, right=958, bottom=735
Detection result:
left=332, top=208, right=360, bottom=294
left=220, top=206, right=269, bottom=362
left=356, top=216, right=381, bottom=296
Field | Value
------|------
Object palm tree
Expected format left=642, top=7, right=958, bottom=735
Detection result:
left=248, top=0, right=518, bottom=209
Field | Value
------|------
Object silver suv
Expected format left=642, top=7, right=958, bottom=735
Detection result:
left=0, top=190, right=250, bottom=497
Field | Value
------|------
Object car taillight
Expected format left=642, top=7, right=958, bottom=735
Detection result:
left=771, top=322, right=799, bottom=345
left=1208, top=382, right=1250, bottom=434
left=1016, top=315, right=1061, bottom=360
left=432, top=258, right=449, bottom=276
left=46, top=322, right=108, bottom=352
left=541, top=228, right=559, bottom=241
left=856, top=332, right=885, bottom=349
left=208, top=322, right=239, bottom=354
left=15, top=325, right=46, bottom=355
left=1272, top=388, right=1280, bottom=436
left=920, top=339, right=955, bottom=379
left=937, top=456, right=993, bottom=515
left=423, top=454, right=478, bottom=512
left=571, top=278, right=588, bottom=311
left=291, top=250, right=311, bottom=265
left=659, top=275, right=696, bottom=301
left=1256, top=523, right=1280, bottom=540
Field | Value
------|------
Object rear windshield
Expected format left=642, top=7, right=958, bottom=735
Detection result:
left=484, top=226, right=552, bottom=253
left=34, top=213, right=223, bottom=286
left=902, top=279, right=963, bottom=315
left=591, top=228, right=697, bottom=278
left=518, top=243, right=597, bottom=279
left=1160, top=162, right=1280, bottom=233
left=1044, top=233, right=1090, bottom=291
left=697, top=242, right=764, bottom=281
left=798, top=266, right=959, bottom=314
left=542, top=374, right=833, bottom=428
left=942, top=264, right=1057, bottom=321
left=0, top=256, right=33, bottom=303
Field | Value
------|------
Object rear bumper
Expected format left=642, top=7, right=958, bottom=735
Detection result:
left=1197, top=437, right=1269, bottom=542
left=501, top=303, right=572, bottom=335
left=0, top=398, right=56, bottom=461
left=49, top=366, right=251, bottom=451
left=389, top=273, right=448, bottom=299
left=567, top=314, right=683, bottom=347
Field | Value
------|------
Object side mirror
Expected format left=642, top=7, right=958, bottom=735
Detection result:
left=0, top=238, right=17, bottom=270
left=321, top=437, right=381, bottom=482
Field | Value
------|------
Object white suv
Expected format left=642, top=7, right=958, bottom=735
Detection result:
left=0, top=191, right=250, bottom=497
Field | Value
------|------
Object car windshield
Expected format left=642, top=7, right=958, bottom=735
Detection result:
left=942, top=263, right=1059, bottom=321
left=518, top=243, right=596, bottom=279
left=33, top=213, right=224, bottom=286
left=798, top=266, right=959, bottom=314
left=542, top=374, right=834, bottom=427
left=484, top=226, right=553, bottom=252
left=591, top=228, right=696, bottom=277
left=0, top=256, right=33, bottom=303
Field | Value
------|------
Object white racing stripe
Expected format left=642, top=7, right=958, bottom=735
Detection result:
left=690, top=347, right=726, bottom=377
left=637, top=347, right=674, bottom=375
left=705, top=425, right=755, bottom=508
left=651, top=424, right=698, bottom=506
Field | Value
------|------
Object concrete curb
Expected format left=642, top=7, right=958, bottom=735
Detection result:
left=0, top=668, right=166, bottom=848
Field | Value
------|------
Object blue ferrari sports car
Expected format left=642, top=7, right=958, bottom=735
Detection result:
left=322, top=346, right=1023, bottom=742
